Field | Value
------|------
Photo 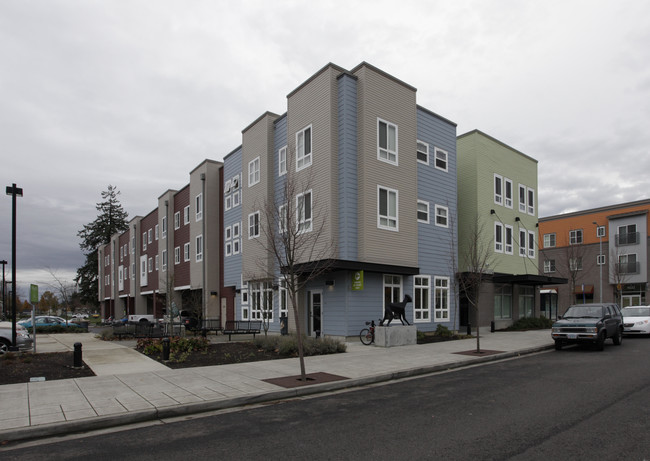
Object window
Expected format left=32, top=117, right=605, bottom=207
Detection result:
left=618, top=254, right=638, bottom=274
left=225, top=195, right=232, bottom=211
left=241, top=279, right=249, bottom=320
left=544, top=259, right=556, bottom=273
left=196, top=194, right=203, bottom=221
left=183, top=206, right=190, bottom=225
left=434, top=147, right=448, bottom=172
left=279, top=204, right=287, bottom=233
left=519, top=286, right=534, bottom=318
left=434, top=277, right=450, bottom=321
left=148, top=257, right=153, bottom=273
left=384, top=275, right=402, bottom=311
left=225, top=240, right=232, bottom=257
left=174, top=212, right=180, bottom=230
left=417, top=200, right=429, bottom=223
left=279, top=279, right=288, bottom=317
left=249, top=212, right=260, bottom=238
left=617, top=224, right=638, bottom=245
left=544, top=233, right=556, bottom=248
left=495, top=222, right=503, bottom=252
left=378, top=186, right=398, bottom=230
left=279, top=145, right=287, bottom=176
left=569, top=229, right=583, bottom=245
left=233, top=237, right=240, bottom=254
left=527, top=188, right=535, bottom=215
left=225, top=226, right=232, bottom=257
left=162, top=216, right=167, bottom=239
left=131, top=263, right=135, bottom=280
left=232, top=175, right=239, bottom=190
left=494, top=285, right=512, bottom=319
left=505, top=225, right=513, bottom=254
left=155, top=255, right=159, bottom=271
left=417, top=140, right=429, bottom=164
left=232, top=191, right=240, bottom=207
left=250, top=281, right=274, bottom=322
left=184, top=243, right=190, bottom=262
left=142, top=232, right=147, bottom=251
left=233, top=222, right=240, bottom=238
left=174, top=247, right=180, bottom=265
left=569, top=257, right=583, bottom=271
left=120, top=247, right=123, bottom=262
left=148, top=229, right=152, bottom=244
left=597, top=254, right=606, bottom=266
left=140, top=256, right=147, bottom=286
left=528, top=231, right=535, bottom=258
left=504, top=178, right=513, bottom=208
left=596, top=225, right=606, bottom=238
left=118, top=266, right=124, bottom=291
left=494, top=174, right=503, bottom=205
left=224, top=179, right=232, bottom=194
left=378, top=119, right=398, bottom=164
left=124, top=266, right=128, bottom=279
left=233, top=222, right=240, bottom=254
left=196, top=235, right=203, bottom=262
left=296, top=126, right=312, bottom=170
left=155, top=224, right=159, bottom=240
left=414, top=276, right=430, bottom=322
left=131, top=237, right=135, bottom=254
left=162, top=250, right=167, bottom=271
left=518, top=184, right=527, bottom=213
left=297, top=191, right=312, bottom=233
left=519, top=230, right=527, bottom=256
left=248, top=157, right=260, bottom=186
left=435, top=205, right=448, bottom=228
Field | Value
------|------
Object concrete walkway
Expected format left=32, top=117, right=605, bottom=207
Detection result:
left=0, top=330, right=554, bottom=443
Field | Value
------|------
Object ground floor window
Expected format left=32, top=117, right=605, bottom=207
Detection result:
left=494, top=284, right=512, bottom=319
left=384, top=274, right=402, bottom=312
left=250, top=281, right=274, bottom=322
left=279, top=278, right=288, bottom=317
left=518, top=286, right=534, bottom=318
left=414, top=276, right=430, bottom=321
left=434, top=277, right=450, bottom=321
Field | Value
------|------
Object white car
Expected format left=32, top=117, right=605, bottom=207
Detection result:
left=621, top=306, right=650, bottom=335
left=0, top=321, right=33, bottom=353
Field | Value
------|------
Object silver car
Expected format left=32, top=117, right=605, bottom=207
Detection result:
left=0, top=321, right=33, bottom=353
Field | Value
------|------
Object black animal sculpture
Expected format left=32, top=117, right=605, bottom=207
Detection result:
left=379, top=294, right=412, bottom=326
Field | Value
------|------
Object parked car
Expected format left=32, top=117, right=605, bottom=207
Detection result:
left=552, top=303, right=624, bottom=351
left=621, top=306, right=650, bottom=335
left=18, top=316, right=76, bottom=328
left=0, top=321, right=33, bottom=353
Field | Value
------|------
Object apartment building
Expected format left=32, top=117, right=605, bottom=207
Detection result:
left=456, top=130, right=565, bottom=329
left=539, top=199, right=650, bottom=312
left=98, top=159, right=222, bottom=321
left=222, top=62, right=458, bottom=338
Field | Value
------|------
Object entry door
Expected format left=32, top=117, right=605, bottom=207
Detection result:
left=309, top=291, right=322, bottom=336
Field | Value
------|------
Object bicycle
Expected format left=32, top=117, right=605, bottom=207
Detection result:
left=359, top=320, right=377, bottom=345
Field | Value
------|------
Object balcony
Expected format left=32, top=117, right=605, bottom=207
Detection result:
left=615, top=261, right=640, bottom=274
left=616, top=232, right=639, bottom=246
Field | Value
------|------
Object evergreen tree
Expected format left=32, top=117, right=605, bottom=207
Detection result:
left=75, top=185, right=129, bottom=306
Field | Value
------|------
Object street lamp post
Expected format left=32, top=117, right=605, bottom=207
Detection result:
left=593, top=221, right=603, bottom=303
left=6, top=183, right=23, bottom=350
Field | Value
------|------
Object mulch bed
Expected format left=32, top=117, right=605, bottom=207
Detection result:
left=454, top=349, right=503, bottom=357
left=0, top=352, right=95, bottom=385
left=263, top=372, right=348, bottom=388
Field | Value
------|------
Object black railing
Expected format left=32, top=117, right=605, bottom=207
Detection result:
left=616, top=261, right=640, bottom=274
left=616, top=232, right=639, bottom=246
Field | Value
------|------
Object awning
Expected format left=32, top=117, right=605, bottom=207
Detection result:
left=292, top=259, right=420, bottom=276
left=491, top=274, right=568, bottom=286
left=574, top=284, right=594, bottom=294
left=540, top=288, right=557, bottom=294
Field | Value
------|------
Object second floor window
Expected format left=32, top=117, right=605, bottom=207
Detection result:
left=504, top=178, right=513, bottom=208
left=519, top=184, right=527, bottom=213
left=174, top=212, right=180, bottom=230
left=569, top=229, right=583, bottom=245
left=417, top=200, right=429, bottom=223
left=544, top=233, right=556, bottom=248
left=249, top=157, right=260, bottom=186
left=378, top=119, right=398, bottom=164
left=296, top=126, right=312, bottom=170
left=544, top=259, right=556, bottom=273
left=297, top=191, right=312, bottom=233
left=196, top=194, right=203, bottom=221
left=495, top=222, right=503, bottom=252
left=378, top=186, right=398, bottom=230
left=505, top=225, right=513, bottom=254
left=249, top=212, right=260, bottom=239
left=417, top=141, right=429, bottom=164
left=494, top=174, right=503, bottom=205
left=434, top=147, right=448, bottom=172
left=435, top=205, right=448, bottom=227
left=617, top=224, right=638, bottom=245
left=569, top=257, right=583, bottom=271
left=279, top=146, right=287, bottom=176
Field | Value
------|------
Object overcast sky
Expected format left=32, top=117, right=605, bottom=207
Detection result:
left=1, top=0, right=649, bottom=296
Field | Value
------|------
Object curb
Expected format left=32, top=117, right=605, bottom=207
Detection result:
left=1, top=343, right=554, bottom=443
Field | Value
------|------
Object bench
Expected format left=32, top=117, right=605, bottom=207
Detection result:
left=186, top=319, right=223, bottom=337
left=112, top=322, right=162, bottom=339
left=223, top=320, right=262, bottom=341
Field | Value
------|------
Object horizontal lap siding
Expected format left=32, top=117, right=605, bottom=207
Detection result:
left=338, top=74, right=358, bottom=260
left=141, top=210, right=159, bottom=291
left=173, top=186, right=191, bottom=287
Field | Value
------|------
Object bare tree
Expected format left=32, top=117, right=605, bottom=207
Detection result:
left=609, top=245, right=632, bottom=306
left=457, top=214, right=495, bottom=353
left=250, top=155, right=335, bottom=381
left=43, top=267, right=78, bottom=322
left=448, top=210, right=460, bottom=333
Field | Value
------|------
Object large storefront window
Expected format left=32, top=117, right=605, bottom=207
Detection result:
left=384, top=275, right=402, bottom=311
left=414, top=276, right=430, bottom=321
left=519, top=286, right=534, bottom=318
left=494, top=284, right=512, bottom=319
left=250, top=281, right=274, bottom=321
left=434, top=277, right=450, bottom=321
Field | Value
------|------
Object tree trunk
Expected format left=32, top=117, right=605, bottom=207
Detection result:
left=476, top=323, right=481, bottom=353
left=290, top=292, right=307, bottom=381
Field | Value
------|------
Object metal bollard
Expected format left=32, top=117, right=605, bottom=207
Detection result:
left=73, top=342, right=82, bottom=368
left=490, top=321, right=495, bottom=332
left=162, top=337, right=170, bottom=361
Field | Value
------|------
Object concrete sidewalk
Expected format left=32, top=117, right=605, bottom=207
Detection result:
left=0, top=330, right=554, bottom=443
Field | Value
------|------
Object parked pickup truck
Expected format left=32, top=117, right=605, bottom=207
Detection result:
left=128, top=314, right=155, bottom=323
left=552, top=303, right=624, bottom=351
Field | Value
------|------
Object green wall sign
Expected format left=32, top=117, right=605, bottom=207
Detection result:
left=352, top=271, right=364, bottom=291
left=30, top=284, right=39, bottom=304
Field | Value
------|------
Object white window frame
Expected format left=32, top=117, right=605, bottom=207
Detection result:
left=162, top=250, right=167, bottom=272
left=279, top=278, right=288, bottom=318
left=495, top=222, right=504, bottom=252
left=162, top=216, right=167, bottom=239
left=296, top=125, right=312, bottom=171
left=417, top=200, right=429, bottom=224
left=596, top=226, right=606, bottom=238
left=174, top=247, right=180, bottom=265
left=378, top=186, right=398, bottom=231
left=279, top=204, right=288, bottom=233
left=196, top=194, right=203, bottom=221
left=296, top=191, right=312, bottom=233
left=225, top=195, right=232, bottom=211
left=196, top=235, right=203, bottom=262
left=435, top=204, right=448, bottom=228
left=232, top=190, right=240, bottom=208
left=417, top=140, right=429, bottom=165
left=494, top=174, right=503, bottom=205
left=434, top=276, right=450, bottom=321
left=527, top=187, right=535, bottom=215
left=232, top=175, right=240, bottom=190
left=250, top=281, right=274, bottom=322
left=224, top=179, right=232, bottom=194
left=142, top=232, right=147, bottom=251
left=184, top=242, right=190, bottom=262
left=519, top=229, right=527, bottom=256
left=544, top=259, right=556, bottom=273
left=241, top=279, right=249, bottom=320
left=155, top=255, right=159, bottom=271
left=570, top=229, right=583, bottom=245
left=233, top=222, right=240, bottom=239
left=174, top=212, right=180, bottom=230
left=528, top=230, right=535, bottom=258
left=434, top=147, right=448, bottom=172
left=155, top=224, right=159, bottom=240
left=148, top=229, right=152, bottom=244
left=248, top=157, right=260, bottom=187
left=140, top=256, right=148, bottom=286
left=413, top=275, right=431, bottom=322
left=544, top=233, right=556, bottom=248
left=504, top=178, right=513, bottom=209
left=183, top=206, right=190, bottom=225
left=249, top=212, right=260, bottom=239
left=279, top=145, right=287, bottom=176
left=518, top=184, right=527, bottom=213
left=148, top=257, right=153, bottom=273
left=505, top=224, right=514, bottom=255
left=597, top=254, right=606, bottom=265
left=569, top=257, right=583, bottom=271
left=377, top=118, right=398, bottom=165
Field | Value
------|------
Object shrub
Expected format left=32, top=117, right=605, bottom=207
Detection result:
left=253, top=335, right=346, bottom=356
left=506, top=317, right=554, bottom=331
left=137, top=336, right=209, bottom=362
left=434, top=324, right=453, bottom=337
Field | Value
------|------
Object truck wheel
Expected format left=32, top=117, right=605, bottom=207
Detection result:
left=595, top=332, right=605, bottom=351
left=0, top=338, right=10, bottom=355
left=613, top=328, right=623, bottom=345
left=554, top=340, right=563, bottom=351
